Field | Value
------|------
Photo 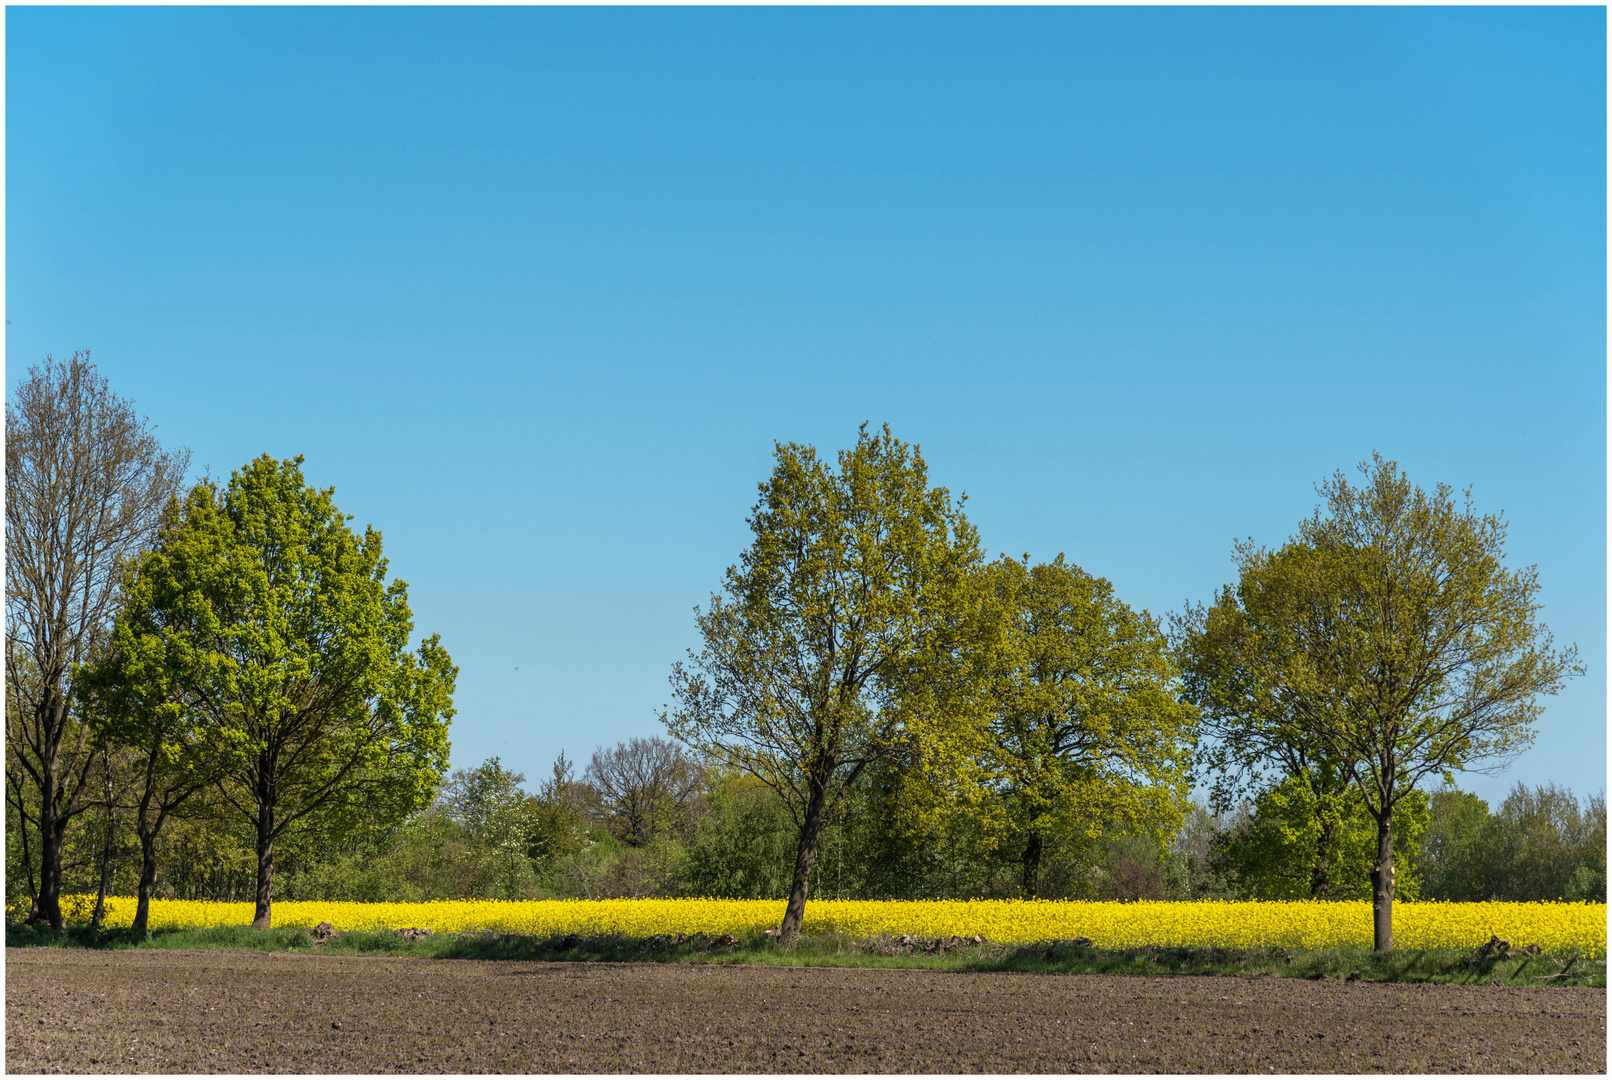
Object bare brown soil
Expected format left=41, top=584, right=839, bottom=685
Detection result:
left=6, top=947, right=1605, bottom=1073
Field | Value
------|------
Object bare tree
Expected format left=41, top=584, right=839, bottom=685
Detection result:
left=5, top=353, right=189, bottom=929
left=584, top=736, right=702, bottom=847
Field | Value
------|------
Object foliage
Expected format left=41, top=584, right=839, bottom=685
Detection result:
left=1175, top=453, right=1582, bottom=950
left=1212, top=777, right=1428, bottom=901
left=274, top=809, right=473, bottom=903
left=528, top=751, right=592, bottom=871
left=1161, top=801, right=1241, bottom=901
left=93, top=455, right=457, bottom=925
left=1416, top=787, right=1494, bottom=902
left=436, top=757, right=543, bottom=898
left=1413, top=784, right=1606, bottom=905
left=680, top=772, right=797, bottom=900
left=1484, top=783, right=1605, bottom=903
left=972, top=554, right=1196, bottom=897
left=549, top=836, right=688, bottom=899
left=665, top=424, right=984, bottom=932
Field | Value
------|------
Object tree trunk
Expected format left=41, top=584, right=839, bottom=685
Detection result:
left=133, top=826, right=159, bottom=932
left=1369, top=811, right=1394, bottom=952
left=90, top=817, right=114, bottom=931
left=252, top=803, right=274, bottom=930
left=779, top=781, right=831, bottom=936
left=1021, top=830, right=1044, bottom=899
left=1309, top=817, right=1333, bottom=900
left=12, top=786, right=42, bottom=923
left=90, top=758, right=115, bottom=932
left=37, top=764, right=65, bottom=931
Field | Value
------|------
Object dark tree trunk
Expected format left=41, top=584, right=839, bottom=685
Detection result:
left=1369, top=811, right=1394, bottom=952
left=132, top=787, right=170, bottom=932
left=17, top=695, right=97, bottom=933
left=1021, top=831, right=1044, bottom=899
left=12, top=791, right=40, bottom=917
left=133, top=829, right=159, bottom=932
left=1309, top=817, right=1333, bottom=900
left=90, top=755, right=115, bottom=931
left=779, top=779, right=831, bottom=936
left=252, top=800, right=275, bottom=929
left=90, top=819, right=114, bottom=931
left=37, top=752, right=66, bottom=931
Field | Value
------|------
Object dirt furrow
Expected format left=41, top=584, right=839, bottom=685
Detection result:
left=6, top=948, right=1605, bottom=1073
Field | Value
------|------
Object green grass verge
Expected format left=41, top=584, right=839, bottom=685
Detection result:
left=6, top=922, right=1603, bottom=987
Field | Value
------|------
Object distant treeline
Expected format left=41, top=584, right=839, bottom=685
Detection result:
left=11, top=734, right=1601, bottom=909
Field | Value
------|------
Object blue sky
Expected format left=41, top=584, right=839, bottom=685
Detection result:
left=7, top=7, right=1605, bottom=807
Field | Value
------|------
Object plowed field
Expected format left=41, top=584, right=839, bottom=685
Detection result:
left=6, top=948, right=1605, bottom=1073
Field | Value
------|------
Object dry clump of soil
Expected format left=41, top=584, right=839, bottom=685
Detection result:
left=6, top=947, right=1605, bottom=1074
left=860, top=934, right=993, bottom=957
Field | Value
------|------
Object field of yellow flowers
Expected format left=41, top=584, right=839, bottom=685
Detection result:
left=20, top=896, right=1605, bottom=957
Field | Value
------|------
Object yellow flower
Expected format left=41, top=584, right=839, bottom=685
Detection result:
left=15, top=895, right=1603, bottom=958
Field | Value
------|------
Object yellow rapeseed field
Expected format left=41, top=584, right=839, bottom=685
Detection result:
left=18, top=895, right=1605, bottom=957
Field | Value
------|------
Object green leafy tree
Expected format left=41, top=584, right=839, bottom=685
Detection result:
left=1485, top=782, right=1604, bottom=902
left=1178, top=544, right=1367, bottom=901
left=1568, top=793, right=1607, bottom=903
left=441, top=757, right=527, bottom=841
left=681, top=771, right=800, bottom=900
left=79, top=555, right=230, bottom=929
left=1212, top=777, right=1428, bottom=901
left=664, top=425, right=983, bottom=934
left=976, top=554, right=1195, bottom=897
left=1416, top=787, right=1492, bottom=901
left=528, top=751, right=591, bottom=874
left=93, top=455, right=456, bottom=927
left=1161, top=800, right=1240, bottom=901
left=1178, top=454, right=1579, bottom=950
left=440, top=757, right=542, bottom=898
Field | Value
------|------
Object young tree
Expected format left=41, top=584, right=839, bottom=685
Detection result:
left=664, top=425, right=983, bottom=935
left=977, top=555, right=1195, bottom=897
left=1180, top=454, right=1580, bottom=949
left=440, top=757, right=528, bottom=841
left=5, top=353, right=190, bottom=929
left=77, top=636, right=226, bottom=930
left=584, top=736, right=702, bottom=847
left=438, top=756, right=544, bottom=898
left=96, top=456, right=456, bottom=927
left=528, top=751, right=591, bottom=873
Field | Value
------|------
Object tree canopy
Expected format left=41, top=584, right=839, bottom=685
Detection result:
left=90, top=455, right=456, bottom=927
left=1177, top=453, right=1581, bottom=949
left=664, top=424, right=983, bottom=934
left=975, top=554, right=1195, bottom=897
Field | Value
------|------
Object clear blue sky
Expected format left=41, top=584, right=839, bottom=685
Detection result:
left=8, top=7, right=1605, bottom=807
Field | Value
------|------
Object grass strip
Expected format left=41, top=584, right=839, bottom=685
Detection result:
left=6, top=922, right=1603, bottom=987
